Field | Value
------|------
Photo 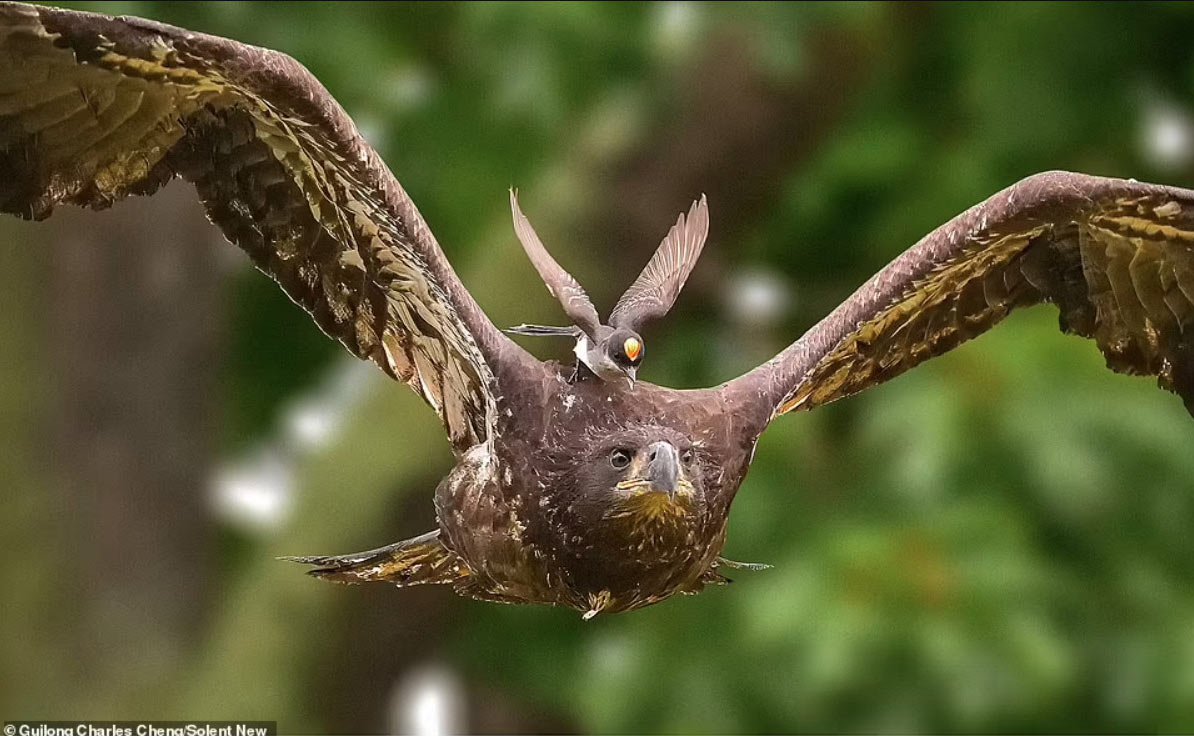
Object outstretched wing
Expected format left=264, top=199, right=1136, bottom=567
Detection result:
left=508, top=189, right=601, bottom=339
left=0, top=2, right=510, bottom=452
left=726, top=171, right=1194, bottom=421
left=609, top=195, right=709, bottom=333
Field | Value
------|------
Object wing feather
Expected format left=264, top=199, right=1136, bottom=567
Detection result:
left=507, top=189, right=601, bottom=338
left=725, top=171, right=1194, bottom=420
left=0, top=2, right=510, bottom=451
left=609, top=194, right=709, bottom=332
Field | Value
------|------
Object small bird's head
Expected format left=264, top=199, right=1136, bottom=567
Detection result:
left=602, top=328, right=644, bottom=387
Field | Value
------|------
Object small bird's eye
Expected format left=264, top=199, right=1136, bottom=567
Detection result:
left=681, top=449, right=694, bottom=464
left=610, top=449, right=632, bottom=469
left=623, top=337, right=642, bottom=363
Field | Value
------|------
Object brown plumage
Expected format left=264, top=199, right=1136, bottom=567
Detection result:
left=2, top=3, right=1192, bottom=618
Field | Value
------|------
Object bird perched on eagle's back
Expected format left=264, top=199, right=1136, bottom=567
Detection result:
left=506, top=190, right=709, bottom=386
left=2, top=1, right=1192, bottom=619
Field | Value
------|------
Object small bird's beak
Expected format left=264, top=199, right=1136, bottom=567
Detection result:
left=646, top=441, right=678, bottom=496
left=625, top=366, right=637, bottom=390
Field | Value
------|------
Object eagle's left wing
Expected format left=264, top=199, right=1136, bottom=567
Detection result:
left=0, top=2, right=520, bottom=453
left=725, top=171, right=1194, bottom=422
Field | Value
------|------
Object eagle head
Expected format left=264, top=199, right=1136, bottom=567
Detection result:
left=566, top=426, right=703, bottom=527
left=537, top=424, right=713, bottom=614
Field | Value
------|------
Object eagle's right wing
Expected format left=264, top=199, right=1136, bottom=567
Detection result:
left=0, top=2, right=516, bottom=452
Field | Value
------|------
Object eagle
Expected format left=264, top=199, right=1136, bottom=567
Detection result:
left=2, top=3, right=1192, bottom=619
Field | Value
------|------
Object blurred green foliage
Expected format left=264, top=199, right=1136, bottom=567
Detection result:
left=5, top=1, right=1194, bottom=732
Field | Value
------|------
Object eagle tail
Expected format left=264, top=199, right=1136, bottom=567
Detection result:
left=280, top=530, right=466, bottom=586
left=504, top=323, right=578, bottom=337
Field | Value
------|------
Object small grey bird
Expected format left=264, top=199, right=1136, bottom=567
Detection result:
left=507, top=190, right=709, bottom=385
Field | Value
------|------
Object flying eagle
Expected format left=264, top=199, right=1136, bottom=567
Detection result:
left=2, top=3, right=1192, bottom=618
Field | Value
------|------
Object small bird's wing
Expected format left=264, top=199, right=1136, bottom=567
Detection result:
left=509, top=189, right=601, bottom=339
left=0, top=2, right=512, bottom=452
left=609, top=195, right=709, bottom=333
left=724, top=172, right=1194, bottom=422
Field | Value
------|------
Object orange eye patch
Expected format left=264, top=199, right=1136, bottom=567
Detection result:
left=623, top=337, right=642, bottom=361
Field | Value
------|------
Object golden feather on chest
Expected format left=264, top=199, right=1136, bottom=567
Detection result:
left=609, top=478, right=696, bottom=528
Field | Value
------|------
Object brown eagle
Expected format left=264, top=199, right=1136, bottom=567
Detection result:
left=2, top=3, right=1192, bottom=619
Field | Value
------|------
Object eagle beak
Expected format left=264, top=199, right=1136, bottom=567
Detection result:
left=625, top=366, right=637, bottom=390
left=646, top=441, right=678, bottom=496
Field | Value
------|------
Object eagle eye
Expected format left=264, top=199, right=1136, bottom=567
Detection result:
left=609, top=448, right=632, bottom=469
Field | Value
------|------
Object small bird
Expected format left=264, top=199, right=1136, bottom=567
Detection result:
left=506, top=189, right=709, bottom=386
left=3, top=3, right=1193, bottom=619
